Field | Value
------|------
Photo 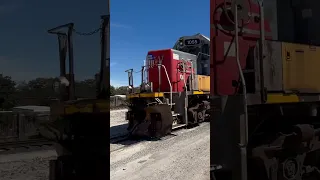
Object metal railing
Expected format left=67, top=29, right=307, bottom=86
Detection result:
left=110, top=96, right=127, bottom=107
left=157, top=64, right=173, bottom=108
left=0, top=111, right=50, bottom=143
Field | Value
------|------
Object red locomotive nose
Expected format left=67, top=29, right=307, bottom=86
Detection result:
left=147, top=49, right=196, bottom=93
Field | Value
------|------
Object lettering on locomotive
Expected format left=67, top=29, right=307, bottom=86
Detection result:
left=147, top=54, right=164, bottom=68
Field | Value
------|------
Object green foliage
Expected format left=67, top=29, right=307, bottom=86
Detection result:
left=0, top=74, right=16, bottom=110
left=110, top=86, right=116, bottom=96
left=110, top=85, right=140, bottom=95
left=0, top=74, right=142, bottom=110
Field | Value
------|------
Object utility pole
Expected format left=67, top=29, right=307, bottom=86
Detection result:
left=98, top=0, right=110, bottom=99
left=48, top=23, right=75, bottom=101
left=67, top=24, right=75, bottom=101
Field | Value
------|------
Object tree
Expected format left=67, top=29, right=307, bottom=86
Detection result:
left=111, top=86, right=140, bottom=95
left=16, top=77, right=60, bottom=101
left=75, top=79, right=96, bottom=98
left=0, top=74, right=143, bottom=109
left=114, top=86, right=127, bottom=95
left=110, top=86, right=116, bottom=96
left=0, top=74, right=16, bottom=110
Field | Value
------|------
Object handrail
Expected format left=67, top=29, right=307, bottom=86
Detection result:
left=180, top=59, right=188, bottom=91
left=139, top=64, right=173, bottom=108
left=125, top=69, right=134, bottom=94
left=196, top=52, right=210, bottom=75
left=158, top=65, right=161, bottom=92
left=180, top=59, right=188, bottom=126
left=189, top=59, right=194, bottom=91
left=157, top=64, right=173, bottom=109
left=197, top=52, right=210, bottom=58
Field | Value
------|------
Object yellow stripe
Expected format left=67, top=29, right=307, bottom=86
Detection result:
left=127, top=92, right=164, bottom=98
left=193, top=91, right=204, bottom=94
left=266, top=94, right=299, bottom=104
left=193, top=91, right=210, bottom=95
left=64, top=102, right=109, bottom=114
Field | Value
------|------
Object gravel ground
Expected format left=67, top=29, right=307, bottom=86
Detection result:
left=0, top=109, right=210, bottom=180
left=110, top=109, right=128, bottom=127
left=110, top=122, right=210, bottom=180
left=110, top=109, right=128, bottom=138
left=0, top=109, right=127, bottom=180
left=0, top=149, right=57, bottom=180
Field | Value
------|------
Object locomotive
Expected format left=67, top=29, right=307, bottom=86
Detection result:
left=125, top=33, right=211, bottom=138
left=211, top=0, right=320, bottom=180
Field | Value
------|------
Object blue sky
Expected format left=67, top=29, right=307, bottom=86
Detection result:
left=0, top=0, right=209, bottom=87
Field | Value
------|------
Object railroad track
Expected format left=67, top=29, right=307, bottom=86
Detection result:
left=0, top=139, right=54, bottom=153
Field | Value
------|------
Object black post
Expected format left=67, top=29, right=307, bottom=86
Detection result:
left=98, top=8, right=110, bottom=99
left=67, top=23, right=75, bottom=100
left=57, top=34, right=67, bottom=77
left=48, top=23, right=74, bottom=101
left=57, top=33, right=68, bottom=101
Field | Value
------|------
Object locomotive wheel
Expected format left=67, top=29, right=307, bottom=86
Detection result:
left=249, top=124, right=320, bottom=180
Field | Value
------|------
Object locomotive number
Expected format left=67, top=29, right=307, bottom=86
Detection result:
left=184, top=39, right=200, bottom=46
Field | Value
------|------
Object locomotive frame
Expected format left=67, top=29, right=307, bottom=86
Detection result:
left=125, top=34, right=211, bottom=138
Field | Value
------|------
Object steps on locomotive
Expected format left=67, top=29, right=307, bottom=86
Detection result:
left=172, top=112, right=179, bottom=117
left=171, top=112, right=187, bottom=130
left=172, top=124, right=187, bottom=129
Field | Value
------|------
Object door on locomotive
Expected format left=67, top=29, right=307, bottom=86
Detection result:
left=125, top=34, right=211, bottom=138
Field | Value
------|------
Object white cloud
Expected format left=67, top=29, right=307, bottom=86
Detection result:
left=110, top=23, right=132, bottom=29
left=110, top=62, right=117, bottom=67
left=110, top=79, right=127, bottom=87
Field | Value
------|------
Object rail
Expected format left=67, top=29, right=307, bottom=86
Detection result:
left=125, top=69, right=134, bottom=93
left=233, top=2, right=249, bottom=180
left=189, top=59, right=194, bottom=91
left=0, top=111, right=52, bottom=150
left=180, top=59, right=188, bottom=126
left=140, top=64, right=152, bottom=92
left=128, top=63, right=173, bottom=109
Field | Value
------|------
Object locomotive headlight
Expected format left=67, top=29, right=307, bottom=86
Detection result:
left=178, top=38, right=184, bottom=46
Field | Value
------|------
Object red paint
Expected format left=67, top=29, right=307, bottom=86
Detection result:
left=210, top=0, right=272, bottom=95
left=147, top=49, right=193, bottom=92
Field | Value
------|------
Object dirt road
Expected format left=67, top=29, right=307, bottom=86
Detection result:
left=110, top=122, right=210, bottom=180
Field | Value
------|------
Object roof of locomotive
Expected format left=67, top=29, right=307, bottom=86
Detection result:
left=147, top=48, right=196, bottom=55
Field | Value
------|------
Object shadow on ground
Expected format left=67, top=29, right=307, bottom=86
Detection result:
left=110, top=123, right=177, bottom=146
left=110, top=123, right=128, bottom=138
